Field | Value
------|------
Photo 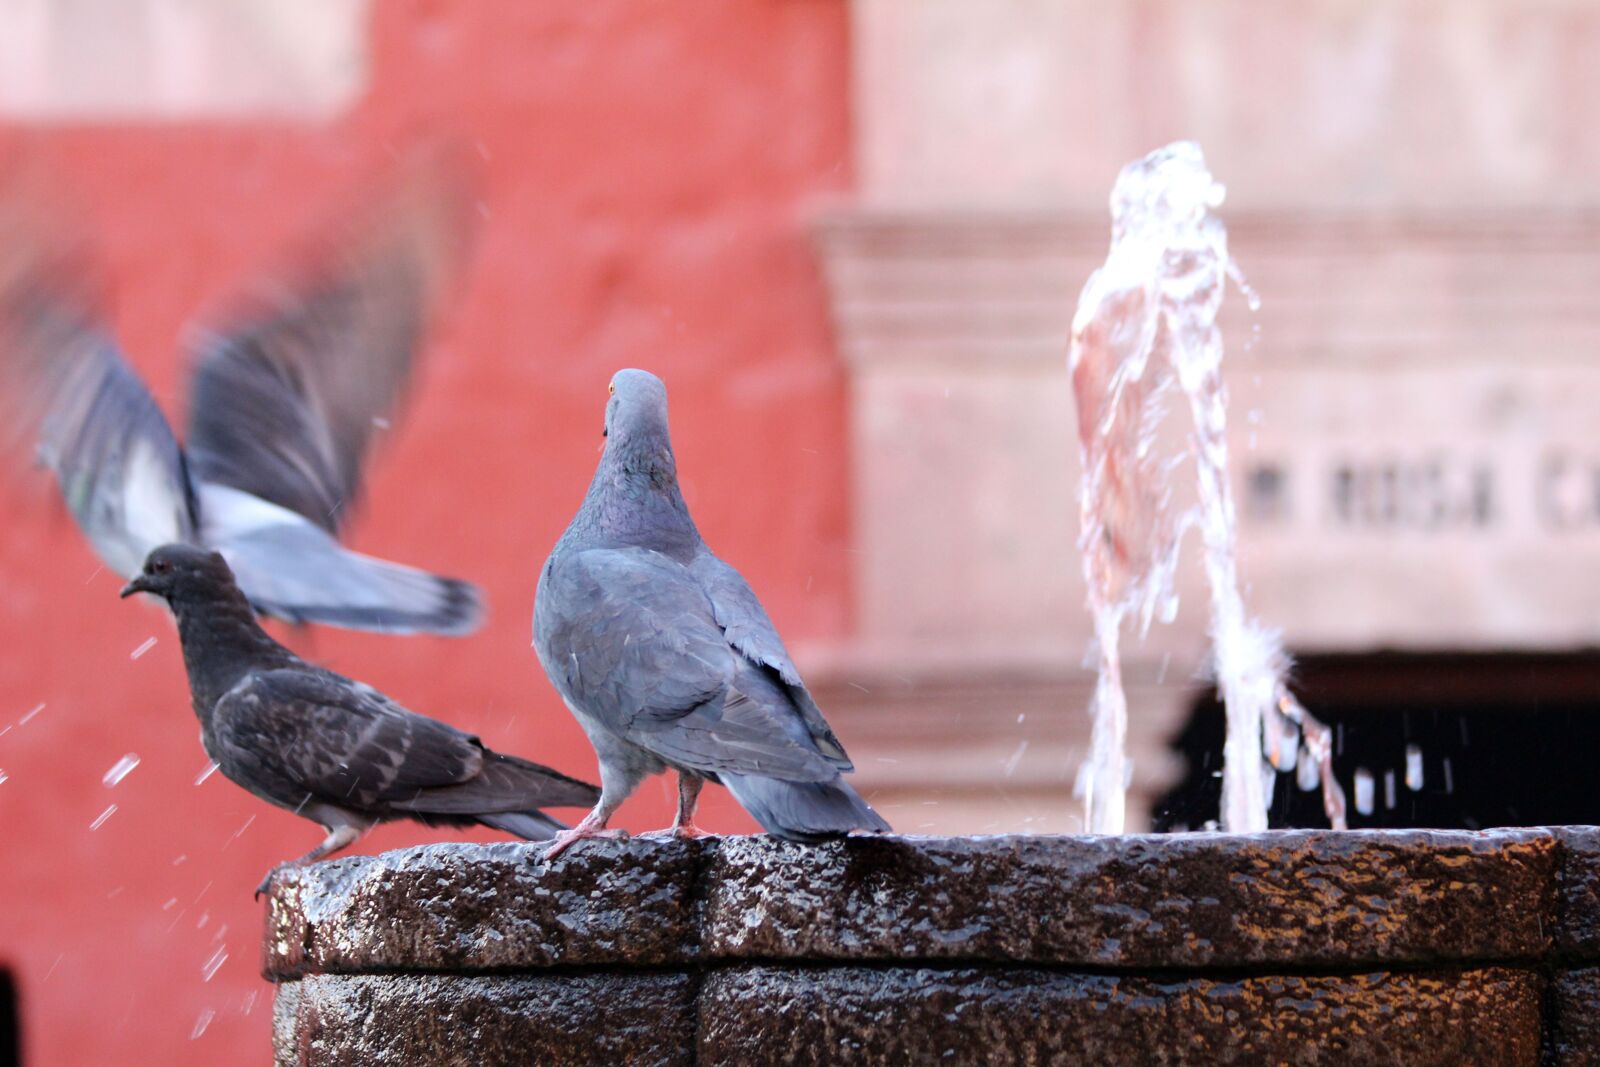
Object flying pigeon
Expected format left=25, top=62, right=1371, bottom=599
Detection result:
left=121, top=542, right=601, bottom=896
left=532, top=369, right=890, bottom=856
left=0, top=148, right=484, bottom=634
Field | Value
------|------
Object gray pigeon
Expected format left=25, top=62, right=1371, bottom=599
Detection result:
left=533, top=369, right=890, bottom=856
left=122, top=542, right=600, bottom=896
left=0, top=147, right=483, bottom=634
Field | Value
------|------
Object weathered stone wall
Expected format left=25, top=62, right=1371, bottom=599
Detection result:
left=267, top=829, right=1600, bottom=1065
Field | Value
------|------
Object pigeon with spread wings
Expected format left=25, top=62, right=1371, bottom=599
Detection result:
left=0, top=148, right=483, bottom=634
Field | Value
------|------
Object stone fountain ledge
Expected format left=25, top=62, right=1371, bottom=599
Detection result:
left=267, top=828, right=1600, bottom=1066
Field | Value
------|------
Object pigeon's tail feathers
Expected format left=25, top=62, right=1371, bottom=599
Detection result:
left=720, top=773, right=891, bottom=842
left=206, top=497, right=484, bottom=635
left=472, top=750, right=602, bottom=810
left=390, top=750, right=600, bottom=817
left=476, top=809, right=568, bottom=841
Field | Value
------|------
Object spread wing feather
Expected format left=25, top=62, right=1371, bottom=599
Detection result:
left=0, top=200, right=196, bottom=577
left=185, top=146, right=474, bottom=532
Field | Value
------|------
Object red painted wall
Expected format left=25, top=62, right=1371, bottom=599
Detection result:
left=0, top=3, right=851, bottom=1062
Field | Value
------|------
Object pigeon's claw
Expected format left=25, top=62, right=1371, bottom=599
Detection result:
left=255, top=864, right=287, bottom=900
left=542, top=825, right=628, bottom=860
left=638, top=822, right=713, bottom=841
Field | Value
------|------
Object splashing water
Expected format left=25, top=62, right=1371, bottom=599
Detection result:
left=102, top=753, right=140, bottom=787
left=1069, top=141, right=1347, bottom=832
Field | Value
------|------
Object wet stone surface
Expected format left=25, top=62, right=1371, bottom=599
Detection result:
left=701, top=830, right=1556, bottom=967
left=265, top=830, right=1557, bottom=977
left=1556, top=828, right=1600, bottom=959
left=265, top=838, right=706, bottom=978
left=1550, top=967, right=1600, bottom=1067
left=697, top=965, right=1543, bottom=1067
left=273, top=972, right=694, bottom=1067
left=262, top=829, right=1594, bottom=1065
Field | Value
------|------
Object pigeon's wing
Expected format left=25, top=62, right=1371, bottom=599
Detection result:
left=0, top=203, right=195, bottom=577
left=184, top=145, right=475, bottom=533
left=537, top=547, right=835, bottom=781
left=210, top=668, right=489, bottom=812
left=201, top=485, right=482, bottom=635
left=688, top=553, right=853, bottom=770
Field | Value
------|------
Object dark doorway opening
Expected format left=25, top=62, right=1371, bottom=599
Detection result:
left=1153, top=652, right=1600, bottom=832
left=0, top=968, right=17, bottom=1067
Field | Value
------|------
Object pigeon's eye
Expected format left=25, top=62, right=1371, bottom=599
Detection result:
left=608, top=383, right=615, bottom=396
left=151, top=559, right=171, bottom=574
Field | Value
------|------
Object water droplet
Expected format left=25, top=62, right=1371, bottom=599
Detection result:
left=1002, top=741, right=1029, bottom=778
left=102, top=754, right=140, bottom=787
left=1383, top=769, right=1397, bottom=810
left=89, top=804, right=117, bottom=830
left=223, top=814, right=255, bottom=848
left=1405, top=744, right=1424, bottom=791
left=1353, top=768, right=1375, bottom=816
left=190, top=1008, right=215, bottom=1040
left=1296, top=750, right=1320, bottom=791
left=0, top=769, right=8, bottom=786
left=18, top=702, right=45, bottom=726
left=201, top=945, right=227, bottom=982
left=1442, top=757, right=1455, bottom=795
left=129, top=637, right=157, bottom=660
left=194, top=761, right=219, bottom=786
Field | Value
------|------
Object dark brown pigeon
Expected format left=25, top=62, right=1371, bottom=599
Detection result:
left=533, top=369, right=890, bottom=857
left=122, top=542, right=599, bottom=895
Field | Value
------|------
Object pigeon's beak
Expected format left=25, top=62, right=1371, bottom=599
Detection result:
left=119, top=575, right=151, bottom=599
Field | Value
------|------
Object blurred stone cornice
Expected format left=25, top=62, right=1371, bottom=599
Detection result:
left=814, top=206, right=1600, bottom=371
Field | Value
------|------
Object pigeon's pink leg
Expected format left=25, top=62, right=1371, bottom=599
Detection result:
left=640, top=773, right=712, bottom=841
left=542, top=799, right=629, bottom=860
left=255, top=824, right=364, bottom=898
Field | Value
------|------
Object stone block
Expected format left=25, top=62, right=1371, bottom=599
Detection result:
left=1556, top=828, right=1600, bottom=959
left=698, top=965, right=1543, bottom=1066
left=1550, top=967, right=1600, bottom=1067
left=701, top=831, right=1556, bottom=968
left=273, top=973, right=694, bottom=1067
left=264, top=839, right=706, bottom=979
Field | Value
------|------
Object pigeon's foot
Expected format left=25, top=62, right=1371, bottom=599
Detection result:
left=255, top=824, right=365, bottom=899
left=542, top=825, right=628, bottom=860
left=638, top=822, right=713, bottom=841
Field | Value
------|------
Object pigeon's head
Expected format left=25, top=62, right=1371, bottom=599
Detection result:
left=603, top=368, right=671, bottom=447
left=120, top=543, right=237, bottom=603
